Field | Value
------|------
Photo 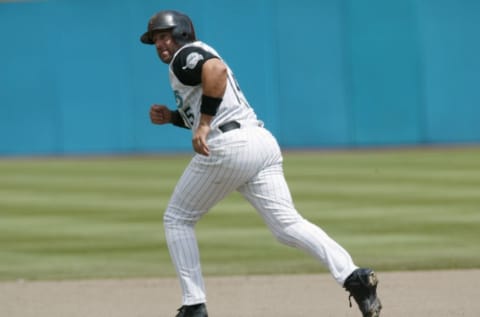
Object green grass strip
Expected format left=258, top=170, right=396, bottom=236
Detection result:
left=0, top=147, right=479, bottom=281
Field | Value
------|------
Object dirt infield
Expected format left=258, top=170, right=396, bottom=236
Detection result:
left=1, top=270, right=478, bottom=317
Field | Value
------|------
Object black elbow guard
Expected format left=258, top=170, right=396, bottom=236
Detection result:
left=200, top=95, right=223, bottom=116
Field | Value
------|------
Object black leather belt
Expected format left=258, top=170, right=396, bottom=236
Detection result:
left=219, top=121, right=241, bottom=133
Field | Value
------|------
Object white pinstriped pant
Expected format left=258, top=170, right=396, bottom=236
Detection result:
left=163, top=126, right=357, bottom=305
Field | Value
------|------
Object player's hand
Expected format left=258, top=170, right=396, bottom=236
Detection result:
left=192, top=123, right=211, bottom=156
left=150, top=104, right=171, bottom=125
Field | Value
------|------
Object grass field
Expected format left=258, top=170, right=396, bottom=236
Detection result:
left=0, top=147, right=479, bottom=281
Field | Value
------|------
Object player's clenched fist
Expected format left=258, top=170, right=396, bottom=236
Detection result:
left=150, top=104, right=172, bottom=124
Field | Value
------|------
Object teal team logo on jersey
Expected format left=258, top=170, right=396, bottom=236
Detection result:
left=174, top=90, right=183, bottom=108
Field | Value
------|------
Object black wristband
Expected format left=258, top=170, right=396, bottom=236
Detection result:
left=200, top=95, right=222, bottom=116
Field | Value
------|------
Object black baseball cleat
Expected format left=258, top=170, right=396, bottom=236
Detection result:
left=343, top=268, right=382, bottom=317
left=175, top=303, right=208, bottom=317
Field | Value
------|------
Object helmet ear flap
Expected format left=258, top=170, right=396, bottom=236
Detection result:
left=171, top=14, right=196, bottom=45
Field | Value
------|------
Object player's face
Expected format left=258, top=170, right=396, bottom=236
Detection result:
left=152, top=30, right=179, bottom=64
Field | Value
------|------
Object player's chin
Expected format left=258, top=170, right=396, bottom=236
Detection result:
left=158, top=52, right=172, bottom=64
left=158, top=56, right=171, bottom=64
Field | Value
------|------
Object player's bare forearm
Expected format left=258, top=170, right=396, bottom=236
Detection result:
left=191, top=59, right=227, bottom=156
left=192, top=114, right=212, bottom=156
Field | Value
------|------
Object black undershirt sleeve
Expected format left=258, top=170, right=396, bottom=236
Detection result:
left=170, top=110, right=189, bottom=129
left=172, top=46, right=219, bottom=86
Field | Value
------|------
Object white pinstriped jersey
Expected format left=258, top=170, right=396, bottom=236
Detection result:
left=162, top=41, right=359, bottom=309
left=169, top=41, right=259, bottom=134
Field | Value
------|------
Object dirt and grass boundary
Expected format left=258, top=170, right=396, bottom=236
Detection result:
left=1, top=269, right=478, bottom=317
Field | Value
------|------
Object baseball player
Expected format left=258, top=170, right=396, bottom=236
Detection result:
left=140, top=10, right=382, bottom=317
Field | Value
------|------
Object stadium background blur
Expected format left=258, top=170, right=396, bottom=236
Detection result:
left=1, top=0, right=479, bottom=156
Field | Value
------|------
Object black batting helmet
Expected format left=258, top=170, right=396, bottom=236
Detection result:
left=140, top=10, right=196, bottom=45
